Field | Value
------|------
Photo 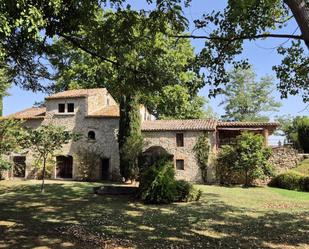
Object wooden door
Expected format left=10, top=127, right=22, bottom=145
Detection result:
left=101, top=158, right=110, bottom=180
left=13, top=156, right=26, bottom=177
left=56, top=156, right=73, bottom=178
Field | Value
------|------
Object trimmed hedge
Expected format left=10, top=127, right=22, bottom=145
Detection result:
left=269, top=172, right=309, bottom=192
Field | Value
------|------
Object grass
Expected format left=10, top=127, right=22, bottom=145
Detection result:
left=0, top=180, right=308, bottom=249
left=292, top=158, right=309, bottom=175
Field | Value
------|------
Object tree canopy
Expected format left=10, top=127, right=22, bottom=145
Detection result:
left=220, top=67, right=281, bottom=122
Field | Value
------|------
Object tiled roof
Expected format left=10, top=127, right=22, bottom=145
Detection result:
left=87, top=105, right=120, bottom=118
left=46, top=88, right=106, bottom=100
left=141, top=119, right=217, bottom=131
left=217, top=121, right=279, bottom=127
left=3, top=107, right=46, bottom=120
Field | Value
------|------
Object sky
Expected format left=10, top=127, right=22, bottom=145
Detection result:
left=3, top=1, right=309, bottom=144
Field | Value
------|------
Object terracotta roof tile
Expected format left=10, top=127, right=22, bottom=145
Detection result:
left=3, top=107, right=46, bottom=120
left=141, top=119, right=217, bottom=131
left=217, top=121, right=279, bottom=127
left=46, top=88, right=106, bottom=100
left=87, top=105, right=119, bottom=118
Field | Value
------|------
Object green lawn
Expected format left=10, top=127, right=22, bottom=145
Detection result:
left=292, top=158, right=309, bottom=175
left=0, top=180, right=308, bottom=249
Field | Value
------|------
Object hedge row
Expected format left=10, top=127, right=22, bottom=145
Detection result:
left=268, top=172, right=309, bottom=192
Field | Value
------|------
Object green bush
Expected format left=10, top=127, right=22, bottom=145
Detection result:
left=138, top=156, right=202, bottom=204
left=216, top=132, right=273, bottom=186
left=269, top=172, right=309, bottom=192
left=175, top=180, right=202, bottom=202
left=138, top=156, right=177, bottom=204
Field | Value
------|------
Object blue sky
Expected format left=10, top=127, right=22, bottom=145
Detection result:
left=3, top=1, right=308, bottom=143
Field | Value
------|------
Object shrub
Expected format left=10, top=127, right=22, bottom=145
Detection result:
left=297, top=117, right=309, bottom=153
left=75, top=146, right=101, bottom=181
left=35, top=156, right=55, bottom=180
left=138, top=156, right=202, bottom=204
left=193, top=133, right=210, bottom=182
left=175, top=180, right=202, bottom=202
left=216, top=132, right=273, bottom=186
left=269, top=172, right=309, bottom=192
left=0, top=157, right=11, bottom=179
left=138, top=156, right=177, bottom=204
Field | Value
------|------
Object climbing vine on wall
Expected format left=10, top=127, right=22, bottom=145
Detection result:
left=193, top=133, right=210, bottom=183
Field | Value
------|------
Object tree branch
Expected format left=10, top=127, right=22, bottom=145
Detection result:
left=172, top=33, right=304, bottom=41
left=58, top=33, right=121, bottom=67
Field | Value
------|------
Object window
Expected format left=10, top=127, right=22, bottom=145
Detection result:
left=176, top=133, right=184, bottom=147
left=107, top=97, right=110, bottom=106
left=58, top=103, right=65, bottom=113
left=67, top=103, right=74, bottom=113
left=176, top=159, right=184, bottom=170
left=88, top=131, right=96, bottom=140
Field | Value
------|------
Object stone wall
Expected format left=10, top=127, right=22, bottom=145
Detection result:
left=142, top=130, right=216, bottom=183
left=269, top=146, right=300, bottom=174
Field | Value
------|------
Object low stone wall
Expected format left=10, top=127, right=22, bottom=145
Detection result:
left=269, top=146, right=300, bottom=174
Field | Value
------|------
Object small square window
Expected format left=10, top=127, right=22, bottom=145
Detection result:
left=58, top=103, right=65, bottom=113
left=176, top=133, right=184, bottom=147
left=176, top=159, right=184, bottom=170
left=67, top=103, right=74, bottom=113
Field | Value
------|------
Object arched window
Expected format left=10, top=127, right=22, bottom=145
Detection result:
left=88, top=131, right=96, bottom=140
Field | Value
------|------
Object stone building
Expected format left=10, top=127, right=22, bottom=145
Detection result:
left=3, top=88, right=279, bottom=182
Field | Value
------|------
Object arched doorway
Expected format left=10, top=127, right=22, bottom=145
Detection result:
left=56, top=155, right=73, bottom=178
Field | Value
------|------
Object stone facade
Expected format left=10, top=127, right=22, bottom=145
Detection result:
left=143, top=131, right=217, bottom=183
left=3, top=88, right=279, bottom=183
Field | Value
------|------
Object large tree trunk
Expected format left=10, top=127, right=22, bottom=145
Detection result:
left=285, top=0, right=309, bottom=48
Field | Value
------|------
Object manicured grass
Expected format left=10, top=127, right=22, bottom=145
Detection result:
left=292, top=158, right=309, bottom=175
left=0, top=180, right=308, bottom=249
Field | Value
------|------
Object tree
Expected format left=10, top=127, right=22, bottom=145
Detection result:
left=144, top=85, right=215, bottom=120
left=26, top=125, right=80, bottom=192
left=217, top=132, right=273, bottom=187
left=48, top=10, right=202, bottom=181
left=220, top=67, right=281, bottom=121
left=0, top=65, right=11, bottom=116
left=0, top=119, right=25, bottom=177
left=276, top=115, right=309, bottom=151
left=174, top=0, right=309, bottom=102
left=297, top=117, right=309, bottom=153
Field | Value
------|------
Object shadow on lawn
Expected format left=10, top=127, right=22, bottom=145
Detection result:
left=0, top=183, right=308, bottom=249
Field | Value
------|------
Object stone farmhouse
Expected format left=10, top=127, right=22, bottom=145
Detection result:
left=4, top=88, right=278, bottom=183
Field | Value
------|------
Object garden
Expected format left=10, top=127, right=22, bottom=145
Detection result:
left=0, top=180, right=308, bottom=249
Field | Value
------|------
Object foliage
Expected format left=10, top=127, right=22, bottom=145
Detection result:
left=297, top=117, right=309, bottom=153
left=193, top=133, right=210, bottom=182
left=34, top=155, right=55, bottom=180
left=216, top=145, right=241, bottom=185
left=0, top=119, right=26, bottom=175
left=138, top=155, right=201, bottom=204
left=175, top=180, right=202, bottom=202
left=220, top=67, right=281, bottom=121
left=119, top=96, right=143, bottom=182
left=276, top=115, right=309, bottom=151
left=138, top=156, right=178, bottom=204
left=269, top=171, right=309, bottom=192
left=186, top=0, right=309, bottom=102
left=75, top=145, right=101, bottom=181
left=26, top=125, right=80, bottom=192
left=216, top=132, right=273, bottom=186
left=144, top=85, right=214, bottom=119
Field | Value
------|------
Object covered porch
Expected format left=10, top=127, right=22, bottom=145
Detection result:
left=216, top=121, right=279, bottom=148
